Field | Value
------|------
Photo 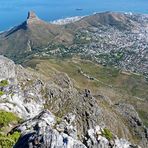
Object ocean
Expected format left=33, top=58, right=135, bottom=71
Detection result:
left=0, top=0, right=148, bottom=31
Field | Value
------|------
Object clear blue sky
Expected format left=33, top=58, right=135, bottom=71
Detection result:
left=0, top=0, right=148, bottom=31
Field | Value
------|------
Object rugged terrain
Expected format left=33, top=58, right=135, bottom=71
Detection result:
left=0, top=56, right=148, bottom=147
left=0, top=11, right=148, bottom=148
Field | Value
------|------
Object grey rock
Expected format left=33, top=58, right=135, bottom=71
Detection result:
left=84, top=125, right=140, bottom=148
left=13, top=111, right=140, bottom=148
left=0, top=55, right=16, bottom=81
left=14, top=110, right=86, bottom=148
left=115, top=103, right=148, bottom=147
left=56, top=113, right=77, bottom=139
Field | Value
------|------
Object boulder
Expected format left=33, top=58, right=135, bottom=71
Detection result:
left=0, top=55, right=16, bottom=81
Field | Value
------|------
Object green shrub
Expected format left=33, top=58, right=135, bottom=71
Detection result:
left=0, top=91, right=4, bottom=96
left=56, top=117, right=62, bottom=124
left=0, top=80, right=9, bottom=87
left=0, top=110, right=21, bottom=147
left=101, top=128, right=113, bottom=140
left=0, top=132, right=21, bottom=148
left=0, top=136, right=14, bottom=148
left=0, top=110, right=19, bottom=127
left=8, top=132, right=21, bottom=143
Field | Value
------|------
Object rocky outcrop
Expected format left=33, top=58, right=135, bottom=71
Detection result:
left=26, top=11, right=42, bottom=25
left=27, top=11, right=39, bottom=20
left=0, top=55, right=16, bottom=81
left=115, top=103, right=148, bottom=147
left=0, top=56, right=45, bottom=118
left=13, top=110, right=140, bottom=148
left=85, top=125, right=140, bottom=148
left=13, top=110, right=86, bottom=148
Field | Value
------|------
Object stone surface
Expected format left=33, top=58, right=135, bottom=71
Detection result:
left=0, top=56, right=45, bottom=118
left=13, top=111, right=141, bottom=148
left=115, top=103, right=148, bottom=147
left=26, top=11, right=40, bottom=25
left=0, top=55, right=16, bottom=81
left=14, top=110, right=86, bottom=148
left=27, top=11, right=38, bottom=20
left=85, top=125, right=140, bottom=148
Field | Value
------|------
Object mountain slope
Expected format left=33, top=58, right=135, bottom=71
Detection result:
left=0, top=11, right=147, bottom=77
left=0, top=56, right=148, bottom=147
left=66, top=11, right=139, bottom=31
left=0, top=11, right=74, bottom=59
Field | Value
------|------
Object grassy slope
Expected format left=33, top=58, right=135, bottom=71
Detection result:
left=24, top=57, right=148, bottom=127
left=0, top=110, right=21, bottom=148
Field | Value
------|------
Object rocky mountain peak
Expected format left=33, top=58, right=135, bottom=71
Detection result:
left=26, top=11, right=40, bottom=24
left=27, top=11, right=38, bottom=20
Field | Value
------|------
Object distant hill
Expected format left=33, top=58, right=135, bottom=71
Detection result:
left=0, top=11, right=148, bottom=77
left=0, top=11, right=74, bottom=59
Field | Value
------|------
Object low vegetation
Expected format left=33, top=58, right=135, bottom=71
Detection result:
left=0, top=91, right=4, bottom=96
left=138, top=110, right=148, bottom=127
left=25, top=58, right=148, bottom=98
left=0, top=80, right=9, bottom=87
left=56, top=117, right=62, bottom=125
left=0, top=110, right=19, bottom=127
left=0, top=131, right=21, bottom=148
left=101, top=128, right=113, bottom=140
left=0, top=110, right=21, bottom=147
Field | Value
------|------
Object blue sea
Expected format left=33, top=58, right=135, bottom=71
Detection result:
left=0, top=0, right=148, bottom=31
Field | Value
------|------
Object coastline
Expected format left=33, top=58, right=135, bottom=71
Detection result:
left=0, top=15, right=85, bottom=33
left=1, top=11, right=148, bottom=32
left=50, top=16, right=85, bottom=25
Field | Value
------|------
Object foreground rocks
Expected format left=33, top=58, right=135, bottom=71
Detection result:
left=13, top=110, right=140, bottom=148
left=0, top=55, right=45, bottom=118
left=14, top=110, right=86, bottom=148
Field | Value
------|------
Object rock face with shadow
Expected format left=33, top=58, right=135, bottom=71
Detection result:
left=14, top=110, right=86, bottom=148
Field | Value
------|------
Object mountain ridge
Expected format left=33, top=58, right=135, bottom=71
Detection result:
left=0, top=11, right=74, bottom=58
left=0, top=55, right=148, bottom=147
left=0, top=11, right=147, bottom=78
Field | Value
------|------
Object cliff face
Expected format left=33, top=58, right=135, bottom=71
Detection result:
left=27, top=11, right=40, bottom=23
left=0, top=56, right=147, bottom=148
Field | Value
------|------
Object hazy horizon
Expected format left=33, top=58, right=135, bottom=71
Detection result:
left=0, top=0, right=148, bottom=31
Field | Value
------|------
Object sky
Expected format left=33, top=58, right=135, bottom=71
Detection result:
left=0, top=0, right=148, bottom=31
